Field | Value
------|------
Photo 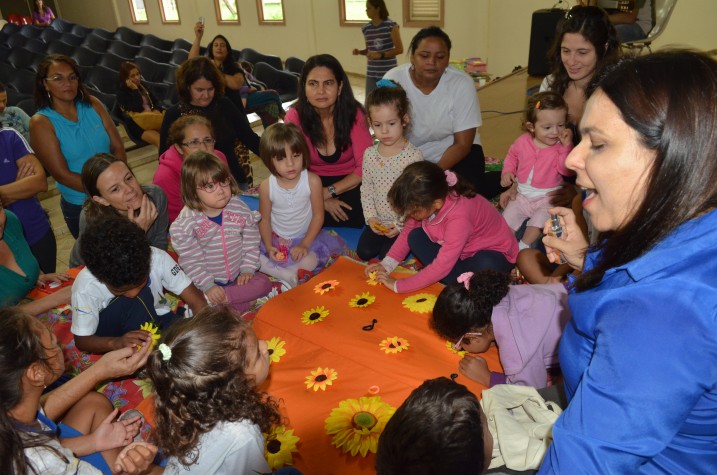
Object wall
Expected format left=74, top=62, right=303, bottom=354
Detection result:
left=54, top=0, right=713, bottom=78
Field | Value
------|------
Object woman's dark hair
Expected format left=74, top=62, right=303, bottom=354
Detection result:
left=408, top=26, right=452, bottom=55
left=368, top=0, right=389, bottom=20
left=431, top=270, right=511, bottom=341
left=376, top=377, right=486, bottom=475
left=146, top=304, right=280, bottom=466
left=365, top=82, right=410, bottom=132
left=294, top=54, right=363, bottom=154
left=0, top=308, right=67, bottom=475
left=33, top=1, right=49, bottom=14
left=205, top=35, right=237, bottom=72
left=118, top=61, right=139, bottom=89
left=525, top=91, right=568, bottom=128
left=176, top=56, right=225, bottom=104
left=167, top=114, right=214, bottom=148
left=81, top=153, right=144, bottom=222
left=387, top=161, right=475, bottom=217
left=34, top=54, right=91, bottom=109
left=259, top=122, right=310, bottom=175
left=546, top=6, right=620, bottom=98
left=575, top=50, right=717, bottom=291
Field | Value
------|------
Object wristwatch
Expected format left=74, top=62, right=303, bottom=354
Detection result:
left=328, top=185, right=338, bottom=198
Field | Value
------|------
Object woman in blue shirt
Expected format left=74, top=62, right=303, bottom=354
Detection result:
left=540, top=51, right=717, bottom=473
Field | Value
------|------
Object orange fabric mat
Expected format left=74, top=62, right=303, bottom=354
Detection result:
left=253, top=256, right=503, bottom=474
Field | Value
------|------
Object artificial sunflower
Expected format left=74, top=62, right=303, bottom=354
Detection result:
left=325, top=396, right=396, bottom=457
left=266, top=337, right=287, bottom=363
left=301, top=306, right=329, bottom=325
left=366, top=271, right=379, bottom=286
left=445, top=340, right=468, bottom=357
left=349, top=292, right=376, bottom=308
left=402, top=293, right=437, bottom=314
left=379, top=336, right=410, bottom=354
left=264, top=424, right=300, bottom=470
left=314, top=279, right=339, bottom=295
left=305, top=367, right=338, bottom=391
left=138, top=322, right=160, bottom=350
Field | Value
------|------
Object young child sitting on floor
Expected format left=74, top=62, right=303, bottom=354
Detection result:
left=258, top=123, right=345, bottom=287
left=500, top=91, right=574, bottom=249
left=357, top=80, right=423, bottom=261
left=365, top=161, right=518, bottom=293
left=171, top=151, right=273, bottom=310
left=71, top=216, right=206, bottom=354
left=431, top=270, right=570, bottom=388
left=376, top=377, right=493, bottom=475
left=146, top=304, right=280, bottom=474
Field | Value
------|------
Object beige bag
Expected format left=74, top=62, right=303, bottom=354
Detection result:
left=481, top=384, right=562, bottom=471
left=128, top=110, right=165, bottom=131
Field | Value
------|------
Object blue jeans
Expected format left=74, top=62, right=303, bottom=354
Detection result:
left=408, top=227, right=513, bottom=284
left=60, top=198, right=83, bottom=239
left=615, top=23, right=647, bottom=42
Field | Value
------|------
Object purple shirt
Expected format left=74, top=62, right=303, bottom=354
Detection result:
left=0, top=128, right=50, bottom=245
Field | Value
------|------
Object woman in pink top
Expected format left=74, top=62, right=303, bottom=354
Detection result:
left=153, top=115, right=228, bottom=223
left=366, top=161, right=518, bottom=293
left=285, top=54, right=372, bottom=228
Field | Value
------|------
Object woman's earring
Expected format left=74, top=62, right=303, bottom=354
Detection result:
left=46, top=90, right=52, bottom=103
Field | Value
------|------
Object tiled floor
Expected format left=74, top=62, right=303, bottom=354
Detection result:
left=46, top=75, right=367, bottom=273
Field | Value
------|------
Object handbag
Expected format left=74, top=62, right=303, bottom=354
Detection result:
left=127, top=110, right=165, bottom=131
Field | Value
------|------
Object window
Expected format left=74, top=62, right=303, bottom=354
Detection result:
left=339, top=0, right=369, bottom=26
left=215, top=0, right=240, bottom=24
left=158, top=0, right=180, bottom=23
left=128, top=0, right=148, bottom=23
left=257, top=0, right=285, bottom=25
left=402, top=0, right=443, bottom=28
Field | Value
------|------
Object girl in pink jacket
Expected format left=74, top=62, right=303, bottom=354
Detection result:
left=366, top=161, right=518, bottom=293
left=170, top=152, right=271, bottom=312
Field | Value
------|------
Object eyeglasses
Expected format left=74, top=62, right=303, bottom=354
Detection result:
left=181, top=138, right=216, bottom=149
left=452, top=332, right=484, bottom=350
left=44, top=74, right=79, bottom=84
left=197, top=179, right=231, bottom=193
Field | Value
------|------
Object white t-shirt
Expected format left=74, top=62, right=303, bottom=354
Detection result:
left=164, top=420, right=270, bottom=474
left=383, top=63, right=482, bottom=163
left=71, top=247, right=192, bottom=336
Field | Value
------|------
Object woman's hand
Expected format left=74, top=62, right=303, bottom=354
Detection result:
left=236, top=273, right=254, bottom=285
left=113, top=442, right=158, bottom=475
left=366, top=51, right=382, bottom=60
left=459, top=355, right=491, bottom=386
left=92, top=409, right=141, bottom=453
left=560, top=127, right=574, bottom=146
left=290, top=245, right=308, bottom=261
left=324, top=197, right=352, bottom=222
left=15, top=160, right=36, bottom=180
left=125, top=79, right=138, bottom=90
left=542, top=207, right=588, bottom=272
left=205, top=285, right=227, bottom=304
left=547, top=183, right=578, bottom=207
left=127, top=194, right=158, bottom=232
left=365, top=262, right=388, bottom=277
left=37, top=272, right=72, bottom=287
left=93, top=341, right=151, bottom=380
left=194, top=21, right=204, bottom=40
left=112, top=331, right=152, bottom=351
left=499, top=183, right=518, bottom=209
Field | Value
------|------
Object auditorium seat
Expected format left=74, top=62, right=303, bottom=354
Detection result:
left=108, top=40, right=140, bottom=59
left=169, top=49, right=188, bottom=66
left=284, top=56, right=305, bottom=76
left=140, top=34, right=174, bottom=51
left=83, top=33, right=110, bottom=53
left=134, top=56, right=169, bottom=84
left=99, top=52, right=128, bottom=72
left=72, top=46, right=103, bottom=67
left=241, top=48, right=283, bottom=71
left=138, top=45, right=172, bottom=65
left=86, top=65, right=119, bottom=94
left=46, top=41, right=76, bottom=57
left=253, top=62, right=298, bottom=102
left=40, top=28, right=62, bottom=43
left=114, top=26, right=144, bottom=46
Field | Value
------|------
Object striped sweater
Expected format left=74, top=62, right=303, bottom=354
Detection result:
left=170, top=196, right=262, bottom=292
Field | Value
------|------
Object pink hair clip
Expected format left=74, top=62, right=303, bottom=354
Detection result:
left=445, top=170, right=458, bottom=187
left=535, top=100, right=541, bottom=109
left=457, top=272, right=473, bottom=290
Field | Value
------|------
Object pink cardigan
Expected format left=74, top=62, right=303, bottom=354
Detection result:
left=153, top=146, right=228, bottom=223
left=285, top=107, right=372, bottom=177
left=501, top=133, right=573, bottom=188
left=384, top=193, right=518, bottom=293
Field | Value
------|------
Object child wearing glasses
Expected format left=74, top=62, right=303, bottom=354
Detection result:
left=171, top=151, right=272, bottom=312
left=258, top=123, right=345, bottom=287
left=431, top=269, right=570, bottom=388
left=154, top=115, right=229, bottom=223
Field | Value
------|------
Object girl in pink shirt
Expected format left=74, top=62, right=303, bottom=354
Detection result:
left=366, top=161, right=518, bottom=293
left=500, top=92, right=574, bottom=250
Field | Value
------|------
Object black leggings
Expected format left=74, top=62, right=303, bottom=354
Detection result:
left=452, top=144, right=505, bottom=200
left=320, top=174, right=365, bottom=228
left=30, top=227, right=57, bottom=274
left=356, top=228, right=397, bottom=261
